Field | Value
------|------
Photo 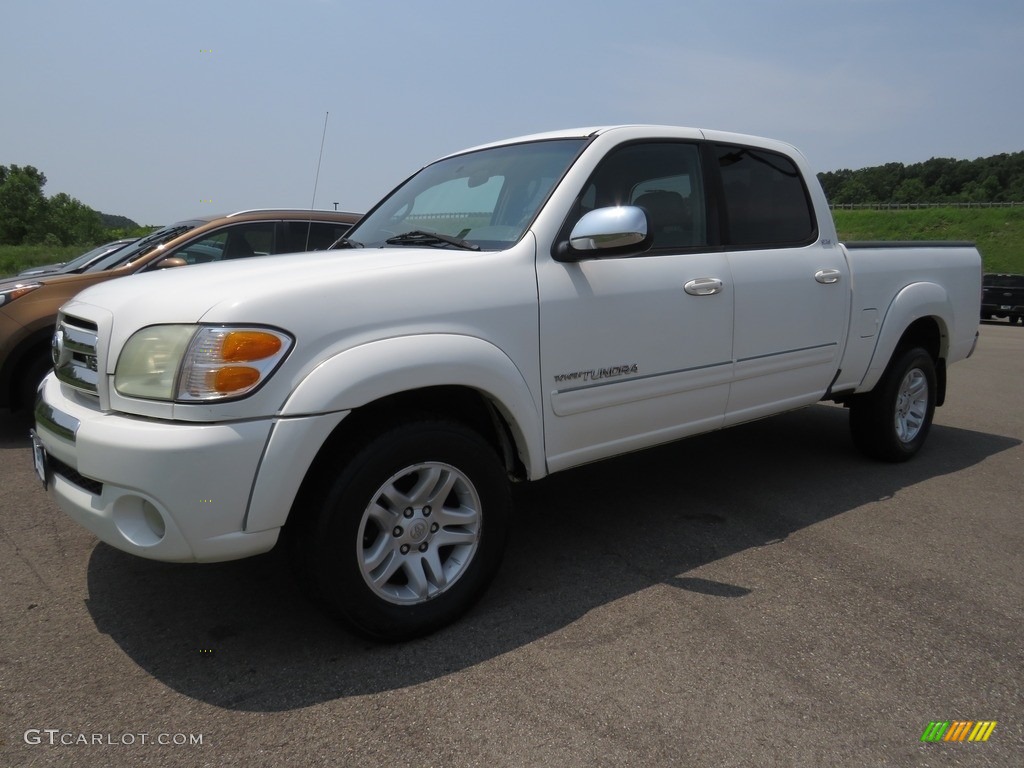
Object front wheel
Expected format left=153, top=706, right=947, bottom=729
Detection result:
left=303, top=421, right=511, bottom=641
left=17, top=350, right=53, bottom=412
left=849, top=347, right=937, bottom=462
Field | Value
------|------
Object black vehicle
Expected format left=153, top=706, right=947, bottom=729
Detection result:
left=981, top=273, right=1024, bottom=324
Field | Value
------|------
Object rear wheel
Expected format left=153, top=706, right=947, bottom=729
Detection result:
left=849, top=347, right=936, bottom=462
left=301, top=420, right=510, bottom=641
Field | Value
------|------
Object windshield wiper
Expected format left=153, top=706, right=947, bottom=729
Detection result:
left=329, top=236, right=364, bottom=249
left=384, top=230, right=480, bottom=251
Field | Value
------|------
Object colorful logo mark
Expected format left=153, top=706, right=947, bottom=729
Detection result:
left=920, top=721, right=997, bottom=742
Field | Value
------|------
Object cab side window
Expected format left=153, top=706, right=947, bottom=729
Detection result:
left=567, top=142, right=707, bottom=251
left=281, top=221, right=352, bottom=252
left=172, top=223, right=277, bottom=264
left=715, top=144, right=816, bottom=247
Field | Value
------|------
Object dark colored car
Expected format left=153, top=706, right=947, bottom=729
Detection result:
left=981, top=273, right=1024, bottom=324
left=16, top=239, right=138, bottom=278
left=0, top=209, right=360, bottom=410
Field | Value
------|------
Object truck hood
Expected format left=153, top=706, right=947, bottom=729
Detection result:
left=66, top=248, right=462, bottom=319
left=61, top=246, right=509, bottom=363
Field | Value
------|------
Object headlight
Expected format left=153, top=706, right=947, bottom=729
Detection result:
left=115, top=325, right=293, bottom=402
left=0, top=282, right=42, bottom=307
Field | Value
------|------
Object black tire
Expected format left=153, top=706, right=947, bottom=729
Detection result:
left=301, top=421, right=510, bottom=641
left=17, top=350, right=52, bottom=412
left=849, top=347, right=937, bottom=462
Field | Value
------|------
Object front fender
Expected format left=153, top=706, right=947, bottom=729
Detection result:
left=860, top=282, right=951, bottom=392
left=280, top=333, right=545, bottom=478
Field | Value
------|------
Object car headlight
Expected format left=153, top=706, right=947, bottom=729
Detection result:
left=0, top=282, right=42, bottom=307
left=114, top=325, right=293, bottom=402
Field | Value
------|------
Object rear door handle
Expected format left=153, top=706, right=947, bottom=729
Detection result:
left=815, top=269, right=842, bottom=284
left=684, top=277, right=723, bottom=296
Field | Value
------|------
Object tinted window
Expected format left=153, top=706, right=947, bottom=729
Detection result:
left=716, top=144, right=815, bottom=246
left=568, top=142, right=706, bottom=250
left=151, top=222, right=277, bottom=268
left=281, top=220, right=352, bottom=252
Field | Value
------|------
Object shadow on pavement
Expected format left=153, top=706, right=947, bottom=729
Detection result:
left=71, top=405, right=1019, bottom=711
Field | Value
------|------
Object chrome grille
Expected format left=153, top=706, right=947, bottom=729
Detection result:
left=53, top=314, right=100, bottom=395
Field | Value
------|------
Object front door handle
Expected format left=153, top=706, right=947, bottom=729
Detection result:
left=815, top=269, right=842, bottom=284
left=684, top=277, right=723, bottom=296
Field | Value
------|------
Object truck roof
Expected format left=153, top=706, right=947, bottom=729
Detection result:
left=440, top=125, right=803, bottom=162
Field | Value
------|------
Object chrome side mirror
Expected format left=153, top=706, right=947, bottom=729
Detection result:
left=555, top=206, right=649, bottom=262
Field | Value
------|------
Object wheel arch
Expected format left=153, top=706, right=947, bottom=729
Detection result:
left=265, top=334, right=544, bottom=547
left=859, top=282, right=951, bottom=401
left=308, top=384, right=529, bottom=482
left=279, top=334, right=544, bottom=480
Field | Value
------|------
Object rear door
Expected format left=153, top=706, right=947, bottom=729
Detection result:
left=712, top=142, right=850, bottom=425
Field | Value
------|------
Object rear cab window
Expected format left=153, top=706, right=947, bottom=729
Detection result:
left=714, top=144, right=817, bottom=247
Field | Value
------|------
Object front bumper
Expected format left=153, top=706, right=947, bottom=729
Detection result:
left=34, top=374, right=280, bottom=562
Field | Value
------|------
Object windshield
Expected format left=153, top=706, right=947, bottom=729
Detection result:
left=87, top=222, right=202, bottom=272
left=60, top=239, right=136, bottom=273
left=340, top=138, right=587, bottom=250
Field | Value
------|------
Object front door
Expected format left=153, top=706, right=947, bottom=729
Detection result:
left=537, top=141, right=735, bottom=472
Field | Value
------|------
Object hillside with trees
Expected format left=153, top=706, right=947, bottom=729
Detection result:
left=0, top=165, right=139, bottom=247
left=818, top=152, right=1024, bottom=205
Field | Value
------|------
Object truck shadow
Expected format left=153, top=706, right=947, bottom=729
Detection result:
left=81, top=404, right=1019, bottom=711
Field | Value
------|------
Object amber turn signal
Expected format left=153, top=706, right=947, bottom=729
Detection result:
left=221, top=331, right=283, bottom=362
left=209, top=366, right=261, bottom=393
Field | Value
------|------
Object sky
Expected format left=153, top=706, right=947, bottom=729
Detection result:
left=2, top=0, right=1022, bottom=226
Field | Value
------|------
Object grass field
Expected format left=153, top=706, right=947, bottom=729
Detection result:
left=2, top=207, right=1022, bottom=278
left=832, top=207, right=1024, bottom=273
left=0, top=245, right=84, bottom=278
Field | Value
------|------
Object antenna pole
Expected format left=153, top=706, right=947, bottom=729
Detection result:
left=306, top=111, right=329, bottom=250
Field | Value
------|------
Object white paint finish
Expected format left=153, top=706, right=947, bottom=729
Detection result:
left=35, top=374, right=275, bottom=562
left=724, top=244, right=851, bottom=419
left=34, top=126, right=983, bottom=564
left=538, top=249, right=734, bottom=467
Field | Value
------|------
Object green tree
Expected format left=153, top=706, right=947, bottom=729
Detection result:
left=893, top=178, right=927, bottom=204
left=819, top=151, right=1024, bottom=204
left=832, top=178, right=872, bottom=204
left=0, top=165, right=48, bottom=244
left=45, top=192, right=104, bottom=246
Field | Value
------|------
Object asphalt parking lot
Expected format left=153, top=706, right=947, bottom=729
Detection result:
left=1, top=324, right=1021, bottom=767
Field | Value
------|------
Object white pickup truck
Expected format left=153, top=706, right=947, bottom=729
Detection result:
left=32, top=126, right=981, bottom=640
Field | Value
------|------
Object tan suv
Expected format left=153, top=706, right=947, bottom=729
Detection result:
left=0, top=209, right=359, bottom=410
